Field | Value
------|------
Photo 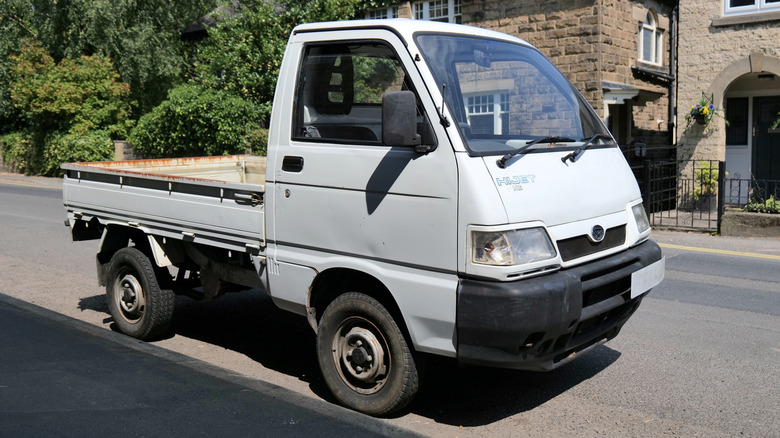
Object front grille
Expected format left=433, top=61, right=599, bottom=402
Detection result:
left=553, top=298, right=642, bottom=365
left=557, top=225, right=626, bottom=262
left=526, top=252, right=642, bottom=366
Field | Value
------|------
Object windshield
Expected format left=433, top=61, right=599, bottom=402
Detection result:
left=415, top=34, right=611, bottom=155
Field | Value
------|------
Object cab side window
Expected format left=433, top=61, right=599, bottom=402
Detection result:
left=293, top=42, right=433, bottom=145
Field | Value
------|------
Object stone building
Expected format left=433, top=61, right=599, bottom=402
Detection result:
left=369, top=0, right=678, bottom=164
left=676, top=0, right=780, bottom=201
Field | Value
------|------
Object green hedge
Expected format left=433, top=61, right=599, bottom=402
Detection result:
left=1, top=130, right=113, bottom=176
left=129, top=84, right=265, bottom=158
left=1, top=132, right=35, bottom=174
left=41, top=131, right=114, bottom=175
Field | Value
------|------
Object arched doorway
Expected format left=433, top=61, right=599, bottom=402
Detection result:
left=722, top=70, right=780, bottom=204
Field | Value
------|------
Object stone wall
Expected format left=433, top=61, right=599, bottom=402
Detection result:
left=721, top=211, right=780, bottom=237
left=676, top=0, right=780, bottom=161
left=608, top=0, right=672, bottom=141
left=113, top=140, right=144, bottom=161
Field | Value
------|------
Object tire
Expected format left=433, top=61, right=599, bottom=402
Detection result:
left=106, top=247, right=174, bottom=340
left=316, top=292, right=419, bottom=416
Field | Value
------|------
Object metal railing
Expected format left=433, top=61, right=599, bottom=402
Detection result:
left=723, top=177, right=780, bottom=207
left=639, top=159, right=779, bottom=232
left=639, top=160, right=722, bottom=232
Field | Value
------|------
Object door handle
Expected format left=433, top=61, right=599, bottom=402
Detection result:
left=234, top=192, right=262, bottom=206
left=282, top=156, right=304, bottom=172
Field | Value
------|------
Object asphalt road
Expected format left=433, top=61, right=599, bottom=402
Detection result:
left=0, top=294, right=414, bottom=437
left=1, top=172, right=778, bottom=437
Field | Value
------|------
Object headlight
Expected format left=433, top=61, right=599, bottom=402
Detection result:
left=632, top=203, right=650, bottom=234
left=472, top=227, right=557, bottom=266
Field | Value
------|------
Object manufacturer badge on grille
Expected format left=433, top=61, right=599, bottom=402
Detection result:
left=590, top=225, right=605, bottom=243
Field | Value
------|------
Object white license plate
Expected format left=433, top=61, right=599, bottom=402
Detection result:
left=631, top=257, right=665, bottom=298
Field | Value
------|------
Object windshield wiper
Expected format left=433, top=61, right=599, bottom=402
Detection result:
left=561, top=134, right=614, bottom=163
left=496, top=136, right=575, bottom=168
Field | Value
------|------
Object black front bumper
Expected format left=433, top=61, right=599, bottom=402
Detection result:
left=456, top=240, right=662, bottom=371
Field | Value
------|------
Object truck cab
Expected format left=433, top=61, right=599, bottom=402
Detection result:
left=267, top=18, right=662, bottom=374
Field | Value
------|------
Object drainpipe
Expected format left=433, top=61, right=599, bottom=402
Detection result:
left=669, top=5, right=678, bottom=150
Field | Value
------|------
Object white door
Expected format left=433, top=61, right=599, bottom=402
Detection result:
left=269, top=30, right=459, bottom=278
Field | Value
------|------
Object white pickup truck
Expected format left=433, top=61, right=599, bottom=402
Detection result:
left=63, top=19, right=664, bottom=415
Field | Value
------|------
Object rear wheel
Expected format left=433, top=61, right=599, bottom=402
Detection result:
left=316, top=292, right=419, bottom=416
left=106, top=247, right=174, bottom=340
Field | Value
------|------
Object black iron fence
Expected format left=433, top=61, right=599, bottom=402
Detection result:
left=639, top=160, right=722, bottom=231
left=722, top=177, right=780, bottom=207
left=637, top=160, right=779, bottom=232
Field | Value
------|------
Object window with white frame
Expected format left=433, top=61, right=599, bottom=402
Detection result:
left=465, top=93, right=509, bottom=135
left=366, top=6, right=399, bottom=20
left=638, top=10, right=663, bottom=65
left=724, top=0, right=780, bottom=16
left=413, top=0, right=462, bottom=23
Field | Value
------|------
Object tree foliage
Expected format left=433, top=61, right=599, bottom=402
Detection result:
left=190, top=2, right=284, bottom=118
left=129, top=84, right=263, bottom=158
left=1, top=128, right=115, bottom=176
left=10, top=41, right=133, bottom=137
left=1, top=0, right=393, bottom=175
left=41, top=131, right=115, bottom=175
left=0, top=132, right=34, bottom=173
left=191, top=0, right=383, bottom=115
left=353, top=56, right=404, bottom=103
left=2, top=40, right=131, bottom=175
left=0, top=0, right=35, bottom=131
left=2, top=0, right=219, bottom=116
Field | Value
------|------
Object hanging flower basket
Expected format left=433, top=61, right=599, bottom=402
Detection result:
left=685, top=96, right=727, bottom=131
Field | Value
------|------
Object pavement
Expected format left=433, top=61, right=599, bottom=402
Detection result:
left=0, top=170, right=63, bottom=190
left=0, top=293, right=416, bottom=437
left=650, top=228, right=780, bottom=259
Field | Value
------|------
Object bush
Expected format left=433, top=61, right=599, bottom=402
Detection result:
left=247, top=127, right=269, bottom=157
left=191, top=0, right=369, bottom=108
left=41, top=131, right=114, bottom=176
left=1, top=131, right=36, bottom=174
left=3, top=41, right=131, bottom=175
left=1, top=130, right=113, bottom=176
left=742, top=196, right=780, bottom=214
left=693, top=161, right=720, bottom=202
left=9, top=41, right=133, bottom=138
left=129, top=84, right=263, bottom=158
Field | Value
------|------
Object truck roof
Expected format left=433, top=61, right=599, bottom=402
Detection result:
left=292, top=18, right=533, bottom=49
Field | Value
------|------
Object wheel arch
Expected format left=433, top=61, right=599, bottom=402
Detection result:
left=308, top=268, right=412, bottom=346
left=96, top=225, right=155, bottom=286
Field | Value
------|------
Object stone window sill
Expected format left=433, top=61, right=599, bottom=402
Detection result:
left=713, top=10, right=780, bottom=27
left=634, top=62, right=670, bottom=77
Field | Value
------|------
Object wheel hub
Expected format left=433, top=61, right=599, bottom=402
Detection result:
left=117, top=274, right=144, bottom=318
left=340, top=327, right=386, bottom=383
left=351, top=346, right=369, bottom=366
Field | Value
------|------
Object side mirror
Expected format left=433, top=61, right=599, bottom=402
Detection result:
left=382, top=91, right=423, bottom=150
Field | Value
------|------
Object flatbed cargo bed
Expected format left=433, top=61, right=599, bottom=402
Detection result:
left=62, top=155, right=266, bottom=253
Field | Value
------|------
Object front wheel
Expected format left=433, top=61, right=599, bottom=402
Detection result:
left=316, top=293, right=419, bottom=416
left=106, top=247, right=174, bottom=340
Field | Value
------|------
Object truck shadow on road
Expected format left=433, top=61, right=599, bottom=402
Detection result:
left=405, top=348, right=621, bottom=426
left=79, top=288, right=621, bottom=426
left=78, top=294, right=109, bottom=314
